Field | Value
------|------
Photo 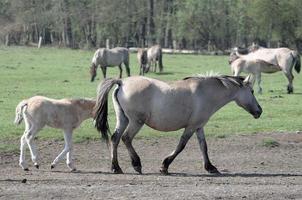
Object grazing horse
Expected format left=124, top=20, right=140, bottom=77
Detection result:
left=146, top=45, right=163, bottom=73
left=229, top=46, right=301, bottom=93
left=137, top=48, right=148, bottom=75
left=93, top=75, right=262, bottom=174
left=90, top=47, right=130, bottom=82
left=14, top=96, right=96, bottom=171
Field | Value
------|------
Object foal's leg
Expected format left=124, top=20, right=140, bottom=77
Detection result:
left=160, top=128, right=195, bottom=175
left=101, top=66, right=107, bottom=79
left=19, top=134, right=28, bottom=170
left=51, top=130, right=73, bottom=170
left=284, top=71, right=294, bottom=94
left=122, top=121, right=144, bottom=174
left=19, top=116, right=31, bottom=170
left=196, top=128, right=219, bottom=174
left=118, top=64, right=123, bottom=78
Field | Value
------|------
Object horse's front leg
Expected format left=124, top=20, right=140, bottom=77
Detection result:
left=196, top=128, right=220, bottom=174
left=160, top=128, right=194, bottom=175
left=51, top=130, right=72, bottom=170
left=118, top=64, right=123, bottom=78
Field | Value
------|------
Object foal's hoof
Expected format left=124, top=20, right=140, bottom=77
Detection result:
left=24, top=168, right=29, bottom=171
left=133, top=166, right=142, bottom=174
left=50, top=164, right=55, bottom=169
left=160, top=167, right=169, bottom=175
left=34, top=164, right=39, bottom=169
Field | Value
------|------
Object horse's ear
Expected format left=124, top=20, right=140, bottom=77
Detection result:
left=243, top=74, right=255, bottom=87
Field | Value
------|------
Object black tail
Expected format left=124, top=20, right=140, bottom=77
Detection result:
left=158, top=49, right=163, bottom=72
left=94, top=78, right=122, bottom=143
left=294, top=52, right=301, bottom=73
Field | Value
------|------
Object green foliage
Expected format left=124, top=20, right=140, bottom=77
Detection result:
left=1, top=0, right=302, bottom=50
left=0, top=47, right=302, bottom=153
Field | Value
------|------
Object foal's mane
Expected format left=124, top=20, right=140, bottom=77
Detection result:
left=183, top=75, right=245, bottom=89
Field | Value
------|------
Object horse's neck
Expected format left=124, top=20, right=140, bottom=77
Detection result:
left=77, top=100, right=95, bottom=121
left=204, top=85, right=237, bottom=115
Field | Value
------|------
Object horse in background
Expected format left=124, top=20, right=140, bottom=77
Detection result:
left=145, top=45, right=163, bottom=73
left=90, top=47, right=130, bottom=82
left=93, top=75, right=262, bottom=175
left=229, top=46, right=300, bottom=94
left=137, top=48, right=148, bottom=75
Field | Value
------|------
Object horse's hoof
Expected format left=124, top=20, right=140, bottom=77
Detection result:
left=134, top=166, right=142, bottom=174
left=112, top=167, right=123, bottom=174
left=24, top=168, right=29, bottom=171
left=70, top=168, right=77, bottom=172
left=34, top=164, right=39, bottom=169
left=50, top=164, right=55, bottom=169
left=207, top=167, right=221, bottom=175
left=160, top=167, right=169, bottom=175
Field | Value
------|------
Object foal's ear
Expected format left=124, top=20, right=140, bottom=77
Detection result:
left=243, top=74, right=255, bottom=87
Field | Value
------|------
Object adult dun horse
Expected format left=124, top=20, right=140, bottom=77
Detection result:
left=229, top=46, right=300, bottom=93
left=145, top=45, right=163, bottom=73
left=90, top=47, right=130, bottom=82
left=93, top=75, right=262, bottom=174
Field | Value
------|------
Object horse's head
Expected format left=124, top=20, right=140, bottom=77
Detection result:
left=228, top=47, right=241, bottom=64
left=90, top=63, right=97, bottom=82
left=234, top=75, right=262, bottom=119
left=228, top=47, right=249, bottom=64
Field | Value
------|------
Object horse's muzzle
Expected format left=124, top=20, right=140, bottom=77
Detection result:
left=252, top=105, right=262, bottom=119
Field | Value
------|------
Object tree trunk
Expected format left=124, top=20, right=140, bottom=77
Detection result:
left=147, top=0, right=155, bottom=46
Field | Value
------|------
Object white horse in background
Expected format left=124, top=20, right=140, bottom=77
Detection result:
left=229, top=46, right=300, bottom=93
left=146, top=45, right=163, bottom=73
left=14, top=96, right=96, bottom=171
left=90, top=47, right=130, bottom=82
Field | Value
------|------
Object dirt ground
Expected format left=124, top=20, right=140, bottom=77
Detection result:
left=1, top=132, right=302, bottom=200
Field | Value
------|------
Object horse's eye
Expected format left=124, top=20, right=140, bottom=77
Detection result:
left=251, top=89, right=254, bottom=94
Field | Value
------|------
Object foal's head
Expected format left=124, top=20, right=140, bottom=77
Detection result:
left=234, top=75, right=262, bottom=118
left=90, top=63, right=97, bottom=82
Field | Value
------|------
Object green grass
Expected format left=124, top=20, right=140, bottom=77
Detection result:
left=261, top=138, right=280, bottom=148
left=1, top=46, right=301, bottom=152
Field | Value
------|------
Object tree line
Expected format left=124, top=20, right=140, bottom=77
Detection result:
left=0, top=0, right=302, bottom=51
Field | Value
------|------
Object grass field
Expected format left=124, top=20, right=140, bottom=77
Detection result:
left=1, top=46, right=301, bottom=152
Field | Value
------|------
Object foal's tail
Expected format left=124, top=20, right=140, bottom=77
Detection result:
left=94, top=78, right=122, bottom=143
left=14, top=100, right=28, bottom=125
left=292, top=51, right=301, bottom=73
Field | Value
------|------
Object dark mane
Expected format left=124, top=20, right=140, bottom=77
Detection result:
left=183, top=75, right=245, bottom=88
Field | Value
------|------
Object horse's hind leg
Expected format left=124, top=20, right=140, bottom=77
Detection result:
left=110, top=89, right=129, bottom=173
left=284, top=71, right=294, bottom=93
left=160, top=128, right=195, bottom=175
left=196, top=128, right=219, bottom=174
left=122, top=121, right=144, bottom=174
